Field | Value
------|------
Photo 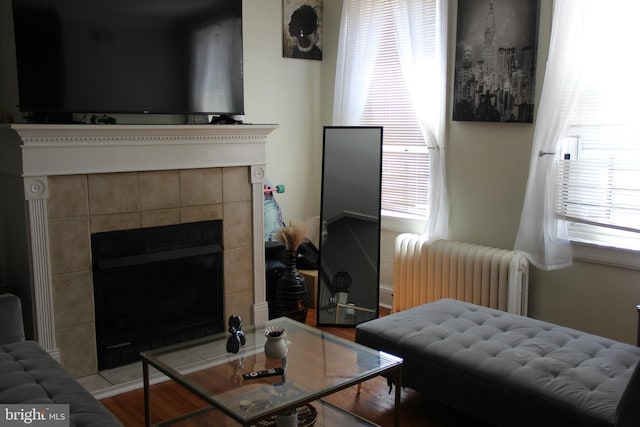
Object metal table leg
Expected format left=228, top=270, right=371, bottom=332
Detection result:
left=394, top=365, right=402, bottom=427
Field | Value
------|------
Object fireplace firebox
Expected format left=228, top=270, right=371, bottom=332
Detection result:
left=91, top=220, right=224, bottom=370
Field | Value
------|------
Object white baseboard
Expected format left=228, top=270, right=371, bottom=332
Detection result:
left=379, top=284, right=393, bottom=309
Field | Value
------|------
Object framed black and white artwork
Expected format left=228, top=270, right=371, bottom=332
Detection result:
left=452, top=0, right=540, bottom=123
left=282, top=0, right=322, bottom=60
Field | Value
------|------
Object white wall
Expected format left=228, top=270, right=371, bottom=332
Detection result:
left=445, top=1, right=640, bottom=345
left=243, top=0, right=324, bottom=225
left=446, top=0, right=545, bottom=251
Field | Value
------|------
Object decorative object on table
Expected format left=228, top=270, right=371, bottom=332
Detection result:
left=452, top=0, right=540, bottom=122
left=226, top=315, right=246, bottom=354
left=273, top=221, right=309, bottom=323
left=254, top=403, right=317, bottom=427
left=264, top=326, right=288, bottom=360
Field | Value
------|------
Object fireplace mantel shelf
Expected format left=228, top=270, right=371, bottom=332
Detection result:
left=9, top=123, right=277, bottom=143
left=2, top=123, right=278, bottom=177
left=0, top=123, right=276, bottom=365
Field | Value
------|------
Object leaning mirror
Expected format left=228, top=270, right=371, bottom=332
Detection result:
left=317, top=126, right=382, bottom=326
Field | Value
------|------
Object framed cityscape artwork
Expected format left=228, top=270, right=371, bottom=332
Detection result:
left=452, top=0, right=540, bottom=123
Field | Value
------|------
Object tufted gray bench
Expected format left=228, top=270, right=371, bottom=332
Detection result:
left=0, top=294, right=123, bottom=427
left=355, top=298, right=640, bottom=427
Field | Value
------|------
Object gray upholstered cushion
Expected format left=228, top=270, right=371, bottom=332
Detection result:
left=0, top=294, right=25, bottom=345
left=0, top=341, right=123, bottom=426
left=355, top=299, right=640, bottom=427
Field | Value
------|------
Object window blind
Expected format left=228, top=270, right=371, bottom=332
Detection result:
left=347, top=0, right=434, bottom=219
left=556, top=152, right=640, bottom=234
left=554, top=81, right=640, bottom=237
left=552, top=2, right=640, bottom=244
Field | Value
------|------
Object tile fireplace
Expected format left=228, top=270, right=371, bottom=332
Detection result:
left=0, top=123, right=277, bottom=377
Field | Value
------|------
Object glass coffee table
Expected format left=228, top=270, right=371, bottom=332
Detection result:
left=141, top=317, right=402, bottom=427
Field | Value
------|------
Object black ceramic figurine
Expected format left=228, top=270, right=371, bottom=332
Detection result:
left=226, top=315, right=246, bottom=354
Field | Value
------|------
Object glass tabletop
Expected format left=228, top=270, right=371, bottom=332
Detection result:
left=141, top=317, right=402, bottom=426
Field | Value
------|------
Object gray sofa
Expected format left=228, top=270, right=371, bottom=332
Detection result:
left=0, top=294, right=123, bottom=427
left=355, top=298, right=640, bottom=427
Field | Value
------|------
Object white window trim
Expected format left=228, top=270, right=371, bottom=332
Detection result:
left=381, top=211, right=426, bottom=234
left=570, top=241, right=640, bottom=271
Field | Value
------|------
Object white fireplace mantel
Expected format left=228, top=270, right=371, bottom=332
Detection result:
left=12, top=123, right=277, bottom=177
left=1, top=123, right=277, bottom=359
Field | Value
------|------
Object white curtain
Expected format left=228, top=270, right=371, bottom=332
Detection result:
left=391, top=0, right=448, bottom=239
left=332, top=2, right=385, bottom=124
left=514, top=0, right=586, bottom=270
left=333, top=0, right=449, bottom=240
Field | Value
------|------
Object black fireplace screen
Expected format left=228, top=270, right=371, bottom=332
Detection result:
left=91, top=220, right=224, bottom=370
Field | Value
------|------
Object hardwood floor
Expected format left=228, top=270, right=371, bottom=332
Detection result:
left=101, top=308, right=493, bottom=427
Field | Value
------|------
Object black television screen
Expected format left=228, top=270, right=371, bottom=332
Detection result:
left=12, top=0, right=244, bottom=120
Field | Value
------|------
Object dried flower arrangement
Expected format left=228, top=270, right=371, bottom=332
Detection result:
left=273, top=220, right=309, bottom=251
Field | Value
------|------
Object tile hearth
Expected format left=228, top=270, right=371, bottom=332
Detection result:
left=78, top=350, right=209, bottom=399
left=79, top=330, right=234, bottom=399
left=79, top=363, right=147, bottom=399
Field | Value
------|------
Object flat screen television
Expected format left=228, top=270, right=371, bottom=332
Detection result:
left=12, top=0, right=244, bottom=122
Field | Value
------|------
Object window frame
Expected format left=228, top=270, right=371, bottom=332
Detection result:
left=570, top=240, right=640, bottom=271
left=344, top=0, right=436, bottom=226
left=557, top=135, right=640, bottom=269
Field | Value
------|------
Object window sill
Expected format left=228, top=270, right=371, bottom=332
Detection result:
left=570, top=240, right=640, bottom=271
left=380, top=212, right=426, bottom=234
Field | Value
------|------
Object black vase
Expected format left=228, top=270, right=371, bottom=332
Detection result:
left=275, top=250, right=308, bottom=323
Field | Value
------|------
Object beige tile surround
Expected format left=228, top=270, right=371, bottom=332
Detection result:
left=47, top=166, right=254, bottom=378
